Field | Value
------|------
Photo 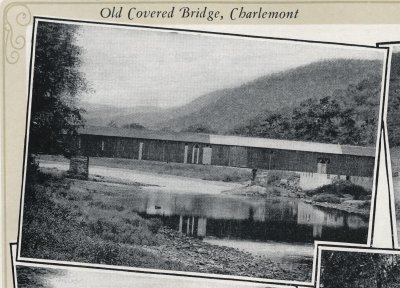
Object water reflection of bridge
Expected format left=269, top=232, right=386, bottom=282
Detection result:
left=296, top=202, right=369, bottom=237
left=133, top=191, right=369, bottom=243
left=177, top=216, right=207, bottom=237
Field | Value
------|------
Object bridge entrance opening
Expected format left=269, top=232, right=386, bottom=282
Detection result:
left=317, top=158, right=330, bottom=174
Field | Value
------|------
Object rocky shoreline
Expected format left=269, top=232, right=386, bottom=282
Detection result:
left=222, top=183, right=371, bottom=217
left=309, top=200, right=370, bottom=216
left=142, top=227, right=313, bottom=282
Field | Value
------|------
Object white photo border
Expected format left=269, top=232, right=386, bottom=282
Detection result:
left=14, top=17, right=391, bottom=286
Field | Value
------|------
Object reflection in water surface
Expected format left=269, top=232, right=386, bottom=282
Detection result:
left=126, top=190, right=369, bottom=244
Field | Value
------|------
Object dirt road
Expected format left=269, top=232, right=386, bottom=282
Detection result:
left=39, top=160, right=243, bottom=194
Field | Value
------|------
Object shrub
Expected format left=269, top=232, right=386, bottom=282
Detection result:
left=306, top=180, right=370, bottom=200
left=359, top=194, right=372, bottom=200
left=82, top=193, right=93, bottom=201
left=313, top=194, right=341, bottom=204
left=357, top=200, right=371, bottom=209
left=267, top=173, right=281, bottom=184
left=21, top=174, right=166, bottom=266
left=272, top=188, right=281, bottom=196
left=222, top=171, right=242, bottom=182
left=333, top=180, right=370, bottom=200
left=147, top=218, right=163, bottom=234
left=115, top=205, right=125, bottom=212
left=264, top=171, right=299, bottom=185
left=17, top=266, right=57, bottom=288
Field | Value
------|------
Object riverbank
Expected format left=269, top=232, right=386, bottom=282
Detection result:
left=21, top=168, right=312, bottom=281
left=36, top=154, right=371, bottom=216
left=222, top=183, right=371, bottom=216
left=143, top=227, right=311, bottom=280
left=37, top=154, right=252, bottom=182
left=38, top=160, right=243, bottom=194
left=310, top=200, right=370, bottom=216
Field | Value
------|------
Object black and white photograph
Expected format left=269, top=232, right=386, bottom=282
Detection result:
left=10, top=243, right=278, bottom=288
left=318, top=248, right=400, bottom=288
left=14, top=266, right=281, bottom=288
left=18, top=18, right=387, bottom=283
left=383, top=43, right=400, bottom=245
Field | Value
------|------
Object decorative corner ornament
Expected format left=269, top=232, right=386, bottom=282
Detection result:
left=4, top=4, right=31, bottom=64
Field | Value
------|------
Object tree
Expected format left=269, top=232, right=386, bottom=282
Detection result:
left=28, top=22, right=89, bottom=157
left=388, top=52, right=400, bottom=148
left=183, top=124, right=215, bottom=134
left=291, top=96, right=360, bottom=144
left=333, top=75, right=382, bottom=146
left=107, top=120, right=118, bottom=128
left=232, top=113, right=292, bottom=139
left=231, top=78, right=381, bottom=146
left=122, top=123, right=145, bottom=130
left=321, top=251, right=400, bottom=288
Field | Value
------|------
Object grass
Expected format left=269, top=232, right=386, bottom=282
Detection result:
left=20, top=167, right=189, bottom=270
left=37, top=154, right=301, bottom=188
left=16, top=266, right=59, bottom=288
left=264, top=170, right=299, bottom=185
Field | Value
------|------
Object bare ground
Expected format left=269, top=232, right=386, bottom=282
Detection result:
left=142, top=227, right=312, bottom=281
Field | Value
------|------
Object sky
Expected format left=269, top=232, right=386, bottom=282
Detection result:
left=74, top=23, right=385, bottom=108
left=17, top=266, right=265, bottom=288
left=393, top=46, right=400, bottom=53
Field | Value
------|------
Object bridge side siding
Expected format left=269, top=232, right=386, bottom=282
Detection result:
left=75, top=134, right=375, bottom=178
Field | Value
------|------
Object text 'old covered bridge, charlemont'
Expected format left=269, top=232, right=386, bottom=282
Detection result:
left=73, top=125, right=376, bottom=190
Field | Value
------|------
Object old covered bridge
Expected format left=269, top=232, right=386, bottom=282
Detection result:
left=74, top=126, right=376, bottom=189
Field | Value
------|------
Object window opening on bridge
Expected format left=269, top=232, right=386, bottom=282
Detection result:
left=184, top=143, right=189, bottom=164
left=138, top=142, right=144, bottom=160
left=202, top=145, right=212, bottom=165
left=192, top=144, right=200, bottom=164
left=317, top=158, right=330, bottom=174
left=268, top=150, right=274, bottom=170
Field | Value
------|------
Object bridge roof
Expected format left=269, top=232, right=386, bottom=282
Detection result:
left=78, top=126, right=376, bottom=157
left=79, top=125, right=210, bottom=143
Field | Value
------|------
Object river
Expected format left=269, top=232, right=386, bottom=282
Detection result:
left=38, top=160, right=369, bottom=271
left=124, top=189, right=368, bottom=265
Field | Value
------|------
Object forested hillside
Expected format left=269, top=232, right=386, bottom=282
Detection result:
left=388, top=52, right=400, bottom=148
left=160, top=59, right=383, bottom=135
left=232, top=74, right=383, bottom=146
left=83, top=58, right=384, bottom=146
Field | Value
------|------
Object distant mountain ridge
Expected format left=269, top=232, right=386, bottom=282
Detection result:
left=82, top=58, right=383, bottom=133
left=81, top=102, right=163, bottom=127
